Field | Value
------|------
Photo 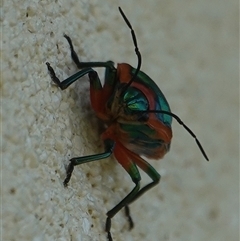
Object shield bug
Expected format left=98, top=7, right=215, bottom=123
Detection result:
left=46, top=7, right=209, bottom=241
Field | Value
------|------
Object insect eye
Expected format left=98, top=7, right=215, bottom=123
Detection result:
left=123, top=87, right=148, bottom=112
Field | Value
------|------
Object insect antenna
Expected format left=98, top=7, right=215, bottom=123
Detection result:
left=118, top=7, right=142, bottom=92
left=146, top=110, right=209, bottom=161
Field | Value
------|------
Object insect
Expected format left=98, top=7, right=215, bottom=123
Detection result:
left=46, top=7, right=209, bottom=241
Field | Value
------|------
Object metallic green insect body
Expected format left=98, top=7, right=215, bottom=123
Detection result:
left=46, top=7, right=208, bottom=241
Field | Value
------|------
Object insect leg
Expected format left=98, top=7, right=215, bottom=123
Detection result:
left=124, top=149, right=161, bottom=204
left=115, top=147, right=161, bottom=232
left=124, top=205, right=134, bottom=230
left=63, top=139, right=115, bottom=186
left=46, top=62, right=94, bottom=90
left=64, top=34, right=116, bottom=71
left=47, top=34, right=117, bottom=91
left=64, top=34, right=117, bottom=103
left=105, top=142, right=141, bottom=241
left=88, top=70, right=116, bottom=120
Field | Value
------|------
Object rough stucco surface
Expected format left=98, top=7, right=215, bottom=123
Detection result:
left=2, top=0, right=239, bottom=241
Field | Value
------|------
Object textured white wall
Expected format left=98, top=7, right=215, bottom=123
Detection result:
left=2, top=0, right=238, bottom=241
